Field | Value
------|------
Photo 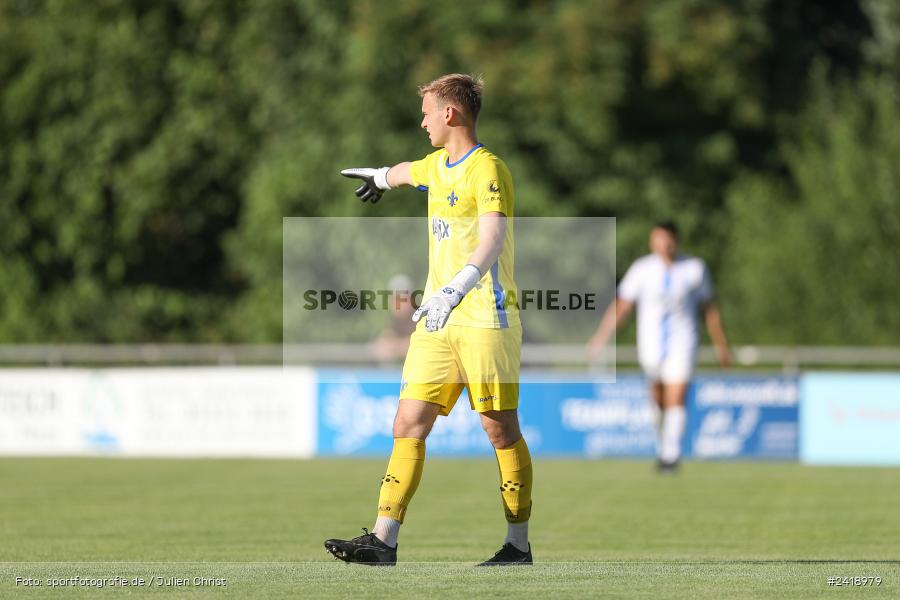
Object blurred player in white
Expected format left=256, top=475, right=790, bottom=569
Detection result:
left=588, top=221, right=731, bottom=471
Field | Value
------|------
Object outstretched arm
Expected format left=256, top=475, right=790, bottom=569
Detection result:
left=386, top=162, right=412, bottom=188
left=703, top=302, right=732, bottom=367
left=586, top=298, right=634, bottom=359
left=340, top=161, right=414, bottom=203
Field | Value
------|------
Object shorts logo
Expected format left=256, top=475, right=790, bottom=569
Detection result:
left=478, top=395, right=496, bottom=403
left=487, top=180, right=499, bottom=193
left=432, top=216, right=451, bottom=242
left=447, top=190, right=458, bottom=207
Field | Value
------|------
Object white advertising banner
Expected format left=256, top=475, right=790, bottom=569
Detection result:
left=0, top=368, right=316, bottom=457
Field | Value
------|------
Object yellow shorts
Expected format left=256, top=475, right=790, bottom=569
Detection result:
left=399, top=323, right=522, bottom=416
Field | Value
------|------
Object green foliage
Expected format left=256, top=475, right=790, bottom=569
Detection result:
left=0, top=0, right=257, bottom=341
left=0, top=0, right=894, bottom=343
left=722, top=68, right=900, bottom=343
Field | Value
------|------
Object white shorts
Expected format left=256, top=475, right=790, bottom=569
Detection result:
left=640, top=353, right=695, bottom=384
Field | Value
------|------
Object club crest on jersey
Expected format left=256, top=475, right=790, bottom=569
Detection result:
left=447, top=190, right=458, bottom=207
left=432, top=216, right=451, bottom=242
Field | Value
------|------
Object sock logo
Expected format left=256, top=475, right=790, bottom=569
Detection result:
left=501, top=480, right=524, bottom=492
left=382, top=474, right=400, bottom=485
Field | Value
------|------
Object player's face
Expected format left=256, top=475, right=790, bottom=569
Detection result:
left=420, top=93, right=450, bottom=147
left=650, top=228, right=678, bottom=260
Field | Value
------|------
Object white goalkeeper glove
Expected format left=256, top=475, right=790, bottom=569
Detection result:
left=412, top=264, right=482, bottom=332
left=340, top=167, right=392, bottom=203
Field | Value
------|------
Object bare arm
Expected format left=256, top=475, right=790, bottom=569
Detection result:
left=386, top=162, right=413, bottom=188
left=467, top=212, right=506, bottom=276
left=587, top=298, right=634, bottom=356
left=703, top=302, right=732, bottom=367
left=411, top=212, right=506, bottom=332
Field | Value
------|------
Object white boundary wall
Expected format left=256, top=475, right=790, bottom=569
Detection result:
left=0, top=368, right=316, bottom=457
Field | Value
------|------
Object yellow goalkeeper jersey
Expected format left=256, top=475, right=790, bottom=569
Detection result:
left=408, top=144, right=519, bottom=329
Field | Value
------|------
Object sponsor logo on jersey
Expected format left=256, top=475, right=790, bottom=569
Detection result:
left=432, top=216, right=451, bottom=242
left=488, top=180, right=500, bottom=193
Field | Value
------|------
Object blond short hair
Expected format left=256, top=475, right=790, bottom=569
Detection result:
left=418, top=73, right=484, bottom=121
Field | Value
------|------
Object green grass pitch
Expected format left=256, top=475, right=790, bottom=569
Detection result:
left=1, top=457, right=898, bottom=598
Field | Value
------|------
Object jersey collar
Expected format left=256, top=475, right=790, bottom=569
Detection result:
left=445, top=143, right=484, bottom=168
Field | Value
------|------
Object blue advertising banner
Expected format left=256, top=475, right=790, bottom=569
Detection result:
left=801, top=373, right=900, bottom=466
left=316, top=370, right=799, bottom=459
left=315, top=371, right=655, bottom=457
left=317, top=370, right=509, bottom=456
left=545, top=374, right=656, bottom=457
left=316, top=370, right=400, bottom=456
left=685, top=376, right=800, bottom=460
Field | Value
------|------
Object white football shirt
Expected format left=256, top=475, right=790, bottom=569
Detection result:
left=617, top=253, right=714, bottom=368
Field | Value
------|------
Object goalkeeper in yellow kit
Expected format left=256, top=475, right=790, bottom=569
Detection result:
left=325, top=74, right=532, bottom=566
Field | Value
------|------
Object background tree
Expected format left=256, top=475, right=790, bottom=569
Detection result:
left=0, top=0, right=894, bottom=344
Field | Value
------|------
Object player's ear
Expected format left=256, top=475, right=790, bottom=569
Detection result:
left=444, top=104, right=455, bottom=124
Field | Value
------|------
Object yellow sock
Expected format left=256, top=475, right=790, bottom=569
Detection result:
left=495, top=437, right=533, bottom=523
left=377, top=438, right=426, bottom=523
